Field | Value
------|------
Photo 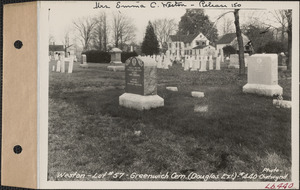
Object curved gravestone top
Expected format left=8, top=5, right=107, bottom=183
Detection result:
left=125, top=56, right=157, bottom=67
left=109, top=48, right=122, bottom=53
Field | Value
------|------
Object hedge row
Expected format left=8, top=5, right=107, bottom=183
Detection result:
left=83, top=50, right=138, bottom=63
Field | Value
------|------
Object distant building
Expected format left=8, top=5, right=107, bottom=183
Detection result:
left=168, top=32, right=214, bottom=57
left=216, top=33, right=250, bottom=61
left=49, top=45, right=64, bottom=56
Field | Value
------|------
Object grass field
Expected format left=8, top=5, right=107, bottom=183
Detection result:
left=48, top=61, right=291, bottom=181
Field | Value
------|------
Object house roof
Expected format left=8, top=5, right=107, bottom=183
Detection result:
left=49, top=45, right=64, bottom=51
left=216, top=33, right=237, bottom=44
left=170, top=33, right=200, bottom=43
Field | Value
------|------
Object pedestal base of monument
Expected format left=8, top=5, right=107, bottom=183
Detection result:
left=107, top=65, right=125, bottom=72
left=243, top=83, right=283, bottom=96
left=110, top=61, right=122, bottom=64
left=80, top=63, right=89, bottom=68
left=119, top=93, right=164, bottom=111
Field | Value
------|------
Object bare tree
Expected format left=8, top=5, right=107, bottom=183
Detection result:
left=220, top=16, right=234, bottom=35
left=62, top=30, right=73, bottom=55
left=73, top=16, right=98, bottom=51
left=256, top=10, right=292, bottom=70
left=92, top=12, right=108, bottom=51
left=112, top=12, right=136, bottom=49
left=271, top=10, right=288, bottom=43
left=152, top=18, right=178, bottom=49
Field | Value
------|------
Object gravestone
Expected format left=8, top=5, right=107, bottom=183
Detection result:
left=199, top=56, right=207, bottom=72
left=163, top=51, right=171, bottom=69
left=68, top=57, right=74, bottom=73
left=110, top=47, right=122, bottom=64
left=228, top=54, right=239, bottom=68
left=216, top=56, right=221, bottom=70
left=60, top=54, right=65, bottom=73
left=189, top=56, right=194, bottom=69
left=229, top=54, right=250, bottom=68
left=80, top=54, right=89, bottom=68
left=157, top=55, right=162, bottom=68
left=243, top=54, right=283, bottom=96
left=184, top=57, right=190, bottom=71
left=191, top=56, right=199, bottom=71
left=278, top=53, right=287, bottom=70
left=183, top=55, right=188, bottom=67
left=108, top=48, right=124, bottom=71
left=119, top=56, right=164, bottom=110
left=208, top=55, right=213, bottom=70
left=56, top=60, right=61, bottom=72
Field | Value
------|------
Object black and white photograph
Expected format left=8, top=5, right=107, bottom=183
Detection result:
left=37, top=1, right=299, bottom=189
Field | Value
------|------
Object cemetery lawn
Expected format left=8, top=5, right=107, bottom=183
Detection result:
left=48, top=62, right=291, bottom=181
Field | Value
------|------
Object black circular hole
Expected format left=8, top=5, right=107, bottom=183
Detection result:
left=13, top=145, right=22, bottom=154
left=14, top=40, right=23, bottom=49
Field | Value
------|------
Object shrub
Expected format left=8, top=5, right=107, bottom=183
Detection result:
left=223, top=45, right=236, bottom=57
left=83, top=50, right=110, bottom=63
left=257, top=41, right=287, bottom=54
left=121, top=52, right=138, bottom=63
left=83, top=51, right=138, bottom=63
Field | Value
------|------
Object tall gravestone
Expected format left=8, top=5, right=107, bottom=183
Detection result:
left=80, top=54, right=89, bottom=68
left=68, top=57, right=74, bottom=73
left=208, top=55, right=213, bottom=70
left=243, top=54, right=283, bottom=96
left=119, top=56, right=164, bottom=110
left=60, top=54, right=65, bottom=73
left=216, top=56, right=221, bottom=70
left=199, top=56, right=207, bottom=72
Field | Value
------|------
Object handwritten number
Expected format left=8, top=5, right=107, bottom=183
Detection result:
left=288, top=183, right=293, bottom=188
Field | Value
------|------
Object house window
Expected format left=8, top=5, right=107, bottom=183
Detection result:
left=196, top=41, right=200, bottom=45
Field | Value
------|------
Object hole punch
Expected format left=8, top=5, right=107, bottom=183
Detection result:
left=13, top=145, right=22, bottom=154
left=14, top=40, right=23, bottom=49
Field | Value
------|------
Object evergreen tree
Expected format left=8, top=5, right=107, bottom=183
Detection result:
left=141, top=21, right=159, bottom=55
left=178, top=9, right=218, bottom=43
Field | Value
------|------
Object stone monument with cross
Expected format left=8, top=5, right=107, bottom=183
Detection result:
left=243, top=54, right=283, bottom=96
left=119, top=56, right=164, bottom=110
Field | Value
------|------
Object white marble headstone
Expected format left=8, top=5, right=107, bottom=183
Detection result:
left=243, top=54, right=283, bottom=96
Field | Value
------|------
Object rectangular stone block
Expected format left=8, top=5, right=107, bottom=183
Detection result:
left=119, top=93, right=164, bottom=110
left=191, top=91, right=204, bottom=98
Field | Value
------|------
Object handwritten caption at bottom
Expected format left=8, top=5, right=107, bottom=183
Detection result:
left=56, top=167, right=289, bottom=182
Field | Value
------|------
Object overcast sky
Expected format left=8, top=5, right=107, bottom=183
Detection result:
left=44, top=1, right=293, bottom=47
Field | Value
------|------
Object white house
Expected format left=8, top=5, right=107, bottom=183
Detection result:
left=216, top=33, right=250, bottom=62
left=168, top=32, right=214, bottom=57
